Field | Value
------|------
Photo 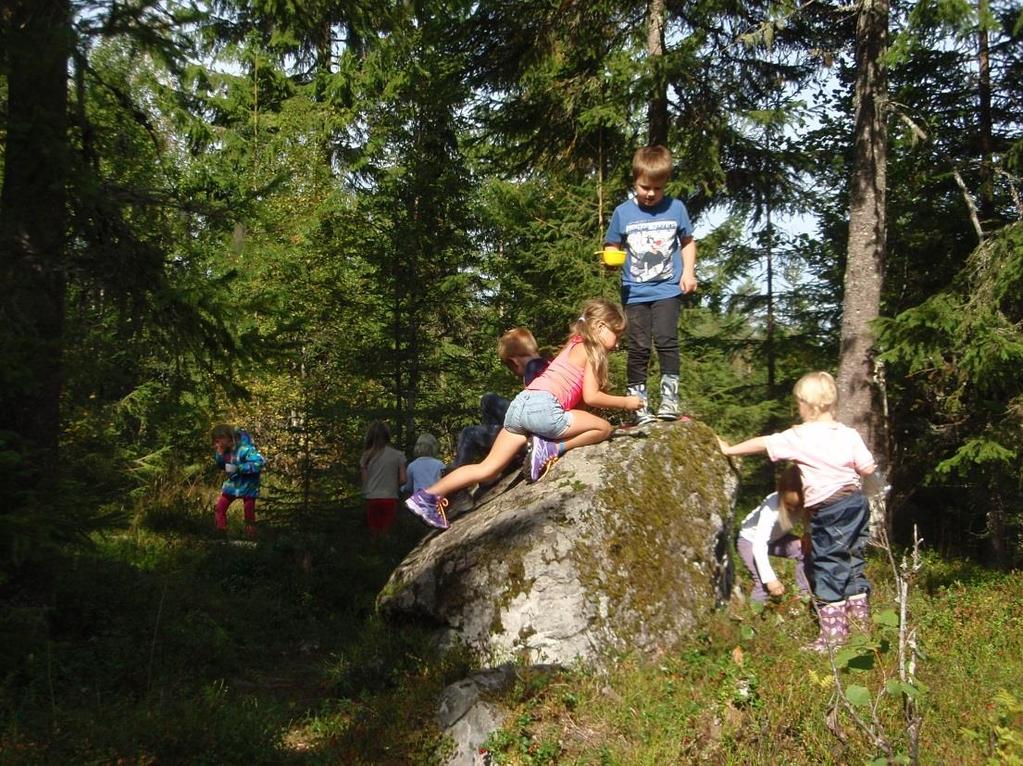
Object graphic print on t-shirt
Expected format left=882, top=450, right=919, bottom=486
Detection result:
left=626, top=219, right=678, bottom=283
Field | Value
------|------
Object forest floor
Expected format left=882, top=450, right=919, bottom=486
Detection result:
left=1, top=504, right=1022, bottom=765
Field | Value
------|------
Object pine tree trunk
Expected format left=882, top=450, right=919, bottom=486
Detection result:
left=0, top=0, right=71, bottom=472
left=765, top=200, right=776, bottom=395
left=986, top=483, right=1009, bottom=570
left=976, top=0, right=995, bottom=225
left=836, top=0, right=889, bottom=537
left=646, top=0, right=668, bottom=147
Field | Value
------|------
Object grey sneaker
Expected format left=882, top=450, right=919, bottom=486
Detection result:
left=628, top=383, right=656, bottom=425
left=656, top=374, right=680, bottom=420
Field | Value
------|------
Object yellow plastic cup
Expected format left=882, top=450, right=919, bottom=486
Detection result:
left=597, top=248, right=626, bottom=267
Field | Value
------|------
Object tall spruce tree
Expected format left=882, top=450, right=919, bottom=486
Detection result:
left=870, top=0, right=1023, bottom=556
left=0, top=0, right=266, bottom=564
left=836, top=0, right=890, bottom=527
left=0, top=0, right=71, bottom=478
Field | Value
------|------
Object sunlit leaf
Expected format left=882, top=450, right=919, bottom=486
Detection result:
left=874, top=610, right=899, bottom=627
left=845, top=684, right=871, bottom=707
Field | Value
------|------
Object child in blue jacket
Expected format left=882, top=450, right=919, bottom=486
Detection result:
left=212, top=424, right=265, bottom=536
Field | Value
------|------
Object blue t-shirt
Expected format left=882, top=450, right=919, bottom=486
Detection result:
left=604, top=196, right=693, bottom=305
left=404, top=456, right=445, bottom=494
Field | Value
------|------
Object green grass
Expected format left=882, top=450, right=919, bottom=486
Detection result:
left=2, top=502, right=1022, bottom=765
left=477, top=554, right=1023, bottom=765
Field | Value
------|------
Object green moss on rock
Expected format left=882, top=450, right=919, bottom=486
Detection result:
left=575, top=421, right=734, bottom=650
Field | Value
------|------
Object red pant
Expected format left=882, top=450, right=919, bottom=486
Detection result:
left=215, top=493, right=256, bottom=530
left=365, top=498, right=397, bottom=535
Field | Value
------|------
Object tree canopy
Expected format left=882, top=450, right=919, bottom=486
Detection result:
left=0, top=0, right=1021, bottom=571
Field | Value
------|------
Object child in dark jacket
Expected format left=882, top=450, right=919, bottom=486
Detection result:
left=212, top=424, right=265, bottom=536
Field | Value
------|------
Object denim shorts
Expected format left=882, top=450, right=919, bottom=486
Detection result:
left=503, top=390, right=572, bottom=439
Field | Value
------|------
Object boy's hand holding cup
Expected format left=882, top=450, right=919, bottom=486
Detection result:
left=597, top=247, right=625, bottom=268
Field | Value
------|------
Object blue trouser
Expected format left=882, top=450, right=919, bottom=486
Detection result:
left=480, top=393, right=510, bottom=426
left=454, top=424, right=500, bottom=467
left=809, top=491, right=871, bottom=603
left=453, top=394, right=511, bottom=467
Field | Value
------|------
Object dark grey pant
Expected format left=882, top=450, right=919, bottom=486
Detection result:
left=625, top=296, right=682, bottom=386
left=810, top=492, right=871, bottom=603
left=453, top=394, right=509, bottom=467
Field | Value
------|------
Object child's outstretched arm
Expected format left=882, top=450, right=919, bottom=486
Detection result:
left=717, top=435, right=769, bottom=456
left=580, top=362, right=642, bottom=411
left=566, top=341, right=641, bottom=411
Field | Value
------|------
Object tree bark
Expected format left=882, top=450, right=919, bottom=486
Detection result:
left=986, top=483, right=1009, bottom=570
left=646, top=0, right=669, bottom=147
left=765, top=196, right=776, bottom=395
left=0, top=0, right=71, bottom=471
left=976, top=0, right=995, bottom=225
left=836, top=0, right=889, bottom=535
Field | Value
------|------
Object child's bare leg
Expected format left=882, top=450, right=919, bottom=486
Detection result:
left=559, top=410, right=613, bottom=451
left=429, top=429, right=528, bottom=497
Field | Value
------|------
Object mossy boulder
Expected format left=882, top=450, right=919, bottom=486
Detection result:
left=377, top=419, right=738, bottom=666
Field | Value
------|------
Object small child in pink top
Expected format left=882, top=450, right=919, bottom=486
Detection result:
left=718, top=371, right=878, bottom=652
left=405, top=298, right=643, bottom=530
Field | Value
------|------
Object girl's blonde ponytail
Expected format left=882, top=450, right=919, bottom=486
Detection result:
left=569, top=298, right=627, bottom=391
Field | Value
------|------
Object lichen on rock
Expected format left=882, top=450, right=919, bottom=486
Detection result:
left=377, top=419, right=738, bottom=667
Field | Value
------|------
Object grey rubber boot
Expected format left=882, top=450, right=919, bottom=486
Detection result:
left=656, top=373, right=680, bottom=420
left=627, top=383, right=656, bottom=425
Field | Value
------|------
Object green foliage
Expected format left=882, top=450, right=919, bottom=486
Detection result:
left=845, top=683, right=872, bottom=707
left=0, top=509, right=468, bottom=764
left=1, top=0, right=1019, bottom=589
left=3, top=511, right=1022, bottom=765
left=7, top=0, right=852, bottom=570
left=478, top=560, right=1023, bottom=765
left=961, top=689, right=1023, bottom=765
left=878, top=224, right=1023, bottom=563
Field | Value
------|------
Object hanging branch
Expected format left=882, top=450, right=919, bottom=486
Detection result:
left=994, top=168, right=1023, bottom=218
left=951, top=168, right=985, bottom=242
left=893, top=108, right=985, bottom=242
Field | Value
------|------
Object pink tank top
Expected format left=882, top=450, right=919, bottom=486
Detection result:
left=527, top=336, right=585, bottom=410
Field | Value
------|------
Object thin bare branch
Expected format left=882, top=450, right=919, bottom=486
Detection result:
left=951, top=168, right=985, bottom=242
left=994, top=167, right=1023, bottom=218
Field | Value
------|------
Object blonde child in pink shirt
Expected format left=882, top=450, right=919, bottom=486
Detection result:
left=718, top=371, right=878, bottom=651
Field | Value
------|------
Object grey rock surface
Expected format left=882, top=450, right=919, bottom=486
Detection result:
left=379, top=419, right=738, bottom=666
left=435, top=665, right=520, bottom=766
